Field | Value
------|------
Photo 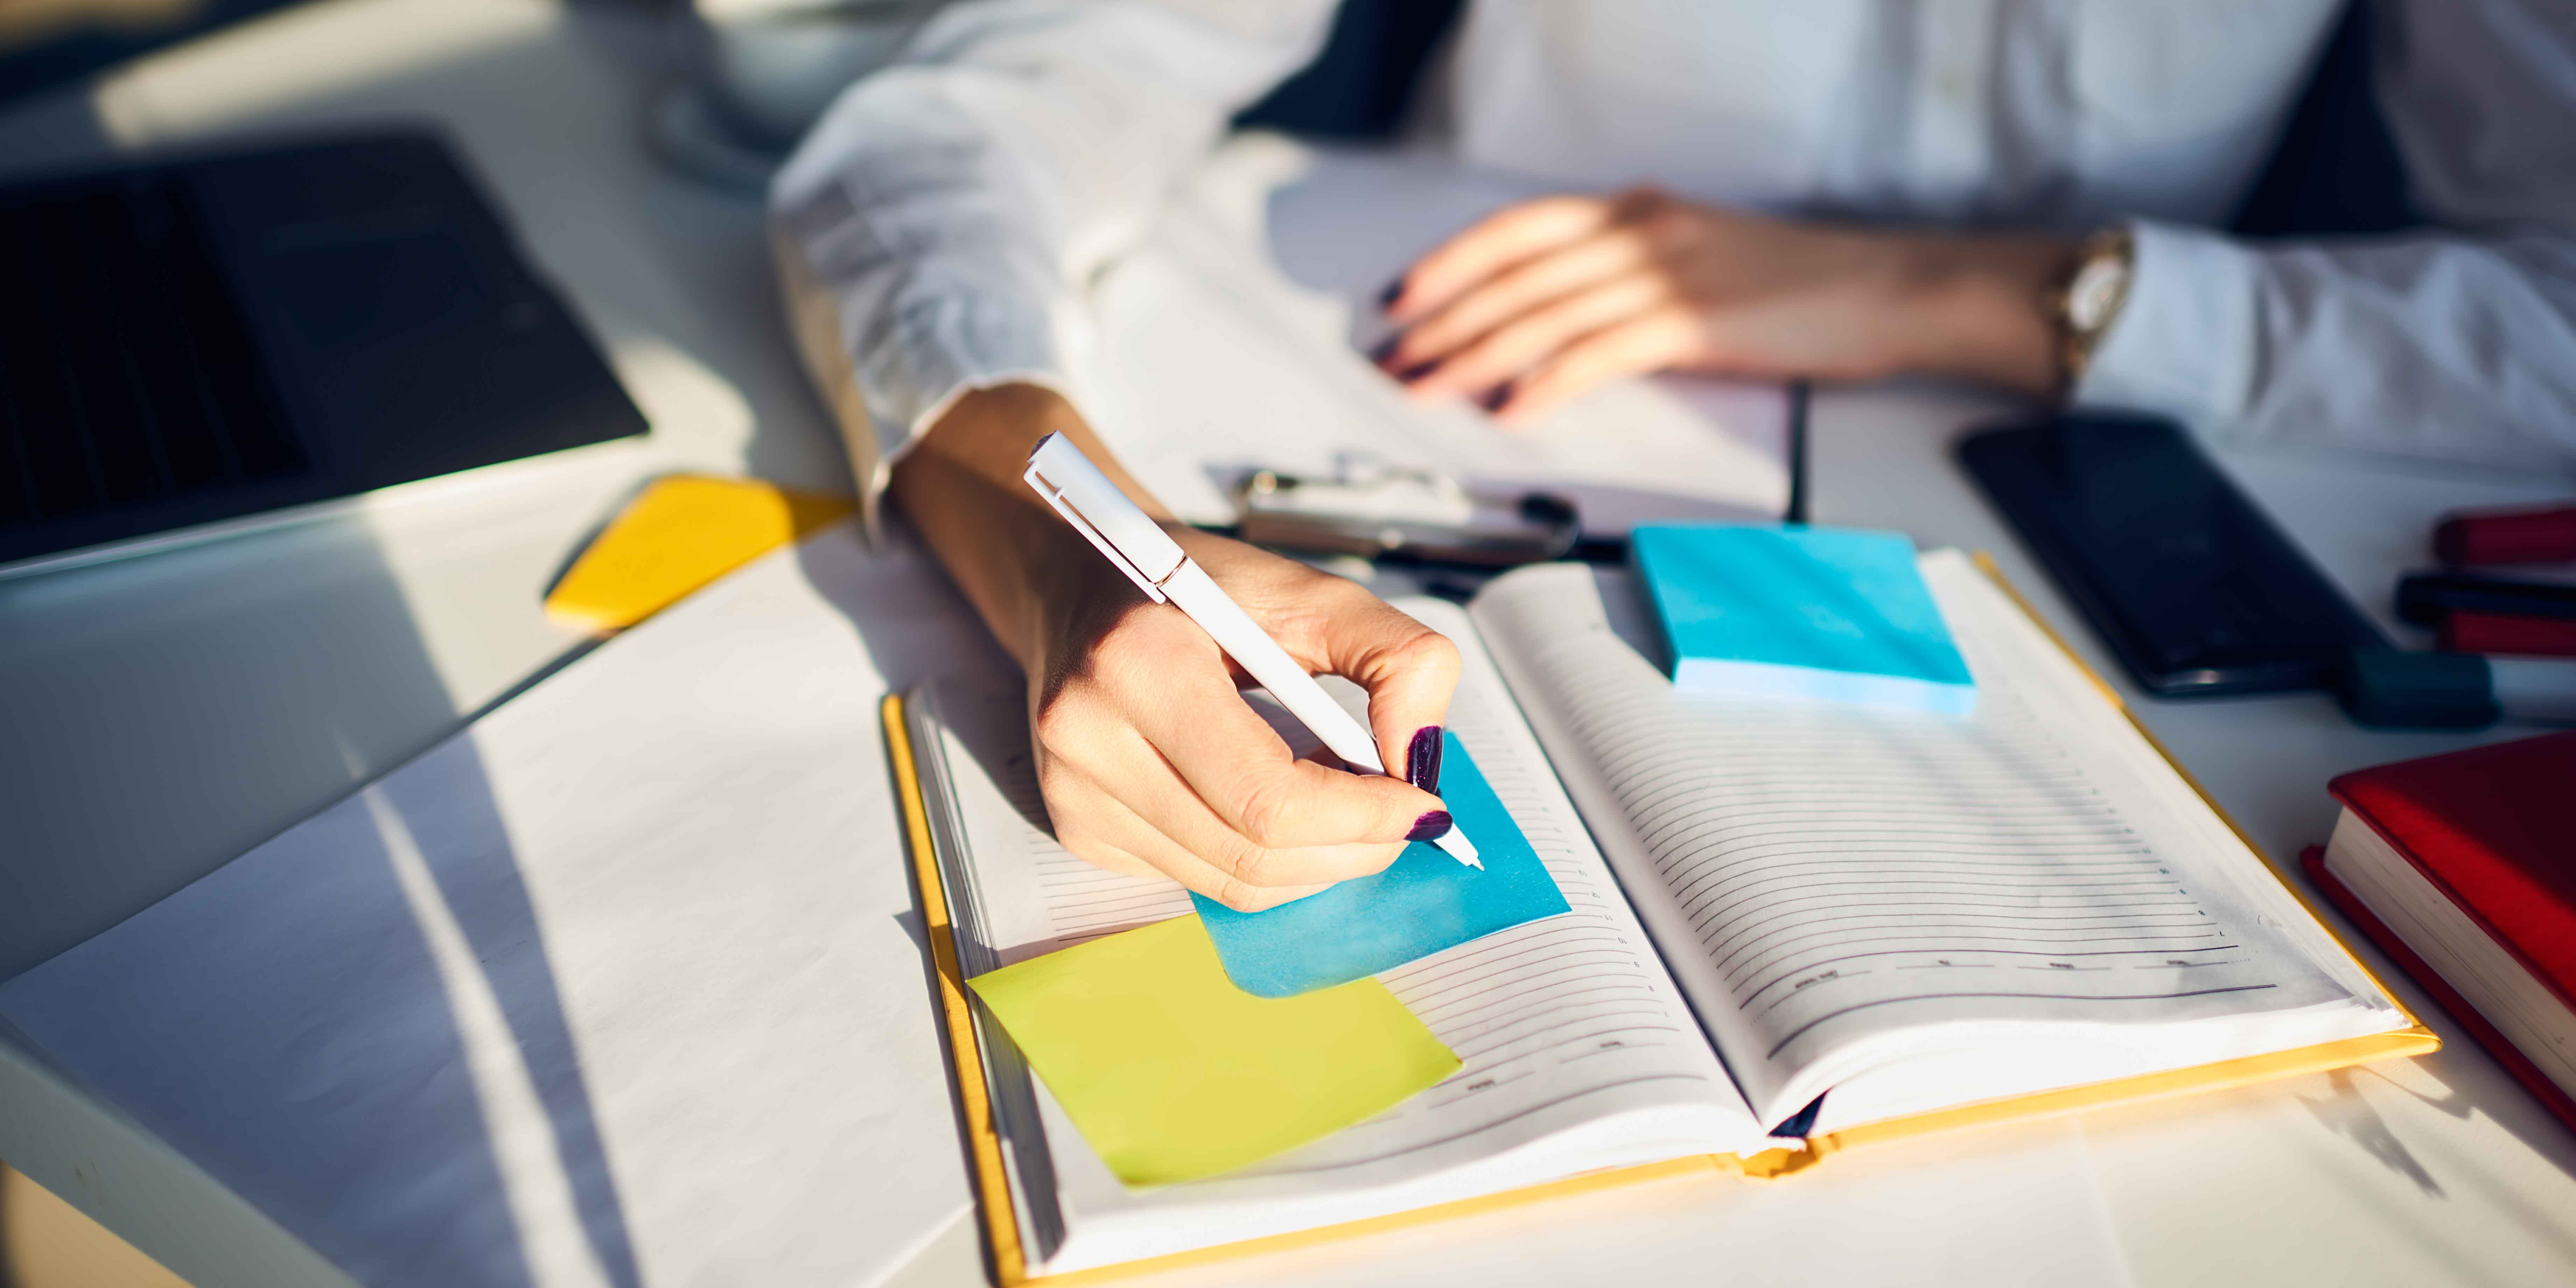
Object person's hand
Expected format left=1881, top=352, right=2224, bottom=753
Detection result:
left=1371, top=187, right=2074, bottom=422
left=1027, top=525, right=1461, bottom=910
left=892, top=384, right=1461, bottom=911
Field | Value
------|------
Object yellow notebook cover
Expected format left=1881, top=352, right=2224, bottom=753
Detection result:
left=545, top=474, right=854, bottom=632
left=882, top=555, right=2436, bottom=1287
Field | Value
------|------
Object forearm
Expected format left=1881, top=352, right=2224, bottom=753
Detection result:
left=889, top=384, right=1174, bottom=671
left=1368, top=191, right=2080, bottom=414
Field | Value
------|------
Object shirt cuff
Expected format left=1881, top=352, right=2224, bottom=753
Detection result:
left=853, top=280, right=1072, bottom=467
left=771, top=183, right=1083, bottom=525
left=2074, top=219, right=2264, bottom=429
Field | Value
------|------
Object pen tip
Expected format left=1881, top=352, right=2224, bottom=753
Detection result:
left=1434, top=828, right=1482, bottom=869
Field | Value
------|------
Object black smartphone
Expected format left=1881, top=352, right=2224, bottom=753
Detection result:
left=1957, top=412, right=2385, bottom=696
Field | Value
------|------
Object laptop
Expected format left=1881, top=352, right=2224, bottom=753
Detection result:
left=0, top=129, right=647, bottom=577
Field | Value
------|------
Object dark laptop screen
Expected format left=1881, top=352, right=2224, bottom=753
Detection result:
left=0, top=169, right=304, bottom=530
left=0, top=131, right=646, bottom=571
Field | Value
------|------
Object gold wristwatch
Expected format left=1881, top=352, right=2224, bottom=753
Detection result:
left=2050, top=225, right=2135, bottom=392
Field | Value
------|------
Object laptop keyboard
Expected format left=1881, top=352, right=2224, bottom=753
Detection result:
left=0, top=170, right=305, bottom=531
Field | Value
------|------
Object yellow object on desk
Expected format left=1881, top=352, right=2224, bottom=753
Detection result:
left=544, top=475, right=854, bottom=631
left=966, top=916, right=1461, bottom=1187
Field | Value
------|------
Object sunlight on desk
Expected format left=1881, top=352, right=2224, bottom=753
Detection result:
left=85, top=0, right=545, bottom=142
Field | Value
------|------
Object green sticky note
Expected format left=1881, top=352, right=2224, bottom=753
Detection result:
left=966, top=916, right=1461, bottom=1186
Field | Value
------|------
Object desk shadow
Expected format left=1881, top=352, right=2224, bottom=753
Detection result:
left=2296, top=1060, right=2576, bottom=1264
left=2300, top=1069, right=2445, bottom=1198
left=122, top=734, right=646, bottom=1288
left=784, top=518, right=1019, bottom=1286
left=360, top=737, right=647, bottom=1288
left=0, top=541, right=637, bottom=1285
left=784, top=514, right=1017, bottom=765
left=0, top=14, right=813, bottom=1286
left=2352, top=1003, right=2576, bottom=1182
left=785, top=512, right=1030, bottom=863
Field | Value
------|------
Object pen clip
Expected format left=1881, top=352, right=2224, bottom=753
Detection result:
left=1024, top=460, right=1169, bottom=604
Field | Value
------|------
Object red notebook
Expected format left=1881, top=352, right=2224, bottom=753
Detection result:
left=2302, top=731, right=2576, bottom=1133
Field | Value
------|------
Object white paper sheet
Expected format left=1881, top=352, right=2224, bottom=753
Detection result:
left=1070, top=137, right=1793, bottom=533
left=0, top=527, right=995, bottom=1288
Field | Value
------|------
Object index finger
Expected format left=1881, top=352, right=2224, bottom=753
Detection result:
left=1125, top=659, right=1450, bottom=852
left=1387, top=193, right=1623, bottom=324
left=1264, top=578, right=1464, bottom=794
left=1097, top=600, right=1463, bottom=845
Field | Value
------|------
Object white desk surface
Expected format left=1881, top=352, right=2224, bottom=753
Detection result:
left=2, top=2, right=2571, bottom=1286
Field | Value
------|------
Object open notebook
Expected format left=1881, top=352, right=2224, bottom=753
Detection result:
left=891, top=552, right=2434, bottom=1283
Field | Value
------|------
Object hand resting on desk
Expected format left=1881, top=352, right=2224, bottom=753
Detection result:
left=893, top=384, right=1461, bottom=911
left=1372, top=187, right=2074, bottom=422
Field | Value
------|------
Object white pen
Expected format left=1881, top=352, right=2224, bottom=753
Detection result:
left=1024, top=433, right=1481, bottom=869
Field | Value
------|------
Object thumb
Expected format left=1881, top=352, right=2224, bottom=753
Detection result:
left=1184, top=533, right=1464, bottom=794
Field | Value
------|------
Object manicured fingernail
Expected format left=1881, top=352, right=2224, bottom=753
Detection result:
left=1407, top=726, right=1444, bottom=792
left=1377, top=278, right=1405, bottom=309
left=1368, top=336, right=1400, bottom=364
left=1406, top=811, right=1453, bottom=841
left=1398, top=360, right=1438, bottom=383
left=1477, top=383, right=1513, bottom=413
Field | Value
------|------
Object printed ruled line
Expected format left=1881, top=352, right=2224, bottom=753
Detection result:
left=1701, top=895, right=2194, bottom=942
left=1714, top=910, right=2216, bottom=973
left=1727, top=930, right=2224, bottom=989
left=1736, top=944, right=2244, bottom=1006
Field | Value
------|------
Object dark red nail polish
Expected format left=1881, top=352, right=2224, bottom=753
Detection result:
left=1377, top=278, right=1405, bottom=309
left=1398, top=360, right=1438, bottom=383
left=1407, top=726, right=1444, bottom=793
left=1477, top=383, right=1513, bottom=412
left=1368, top=336, right=1400, bottom=364
left=1406, top=811, right=1454, bottom=842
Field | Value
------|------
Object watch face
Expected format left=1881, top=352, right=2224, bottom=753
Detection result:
left=2068, top=257, right=2128, bottom=332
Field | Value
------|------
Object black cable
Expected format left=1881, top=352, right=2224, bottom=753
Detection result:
left=1784, top=378, right=1812, bottom=526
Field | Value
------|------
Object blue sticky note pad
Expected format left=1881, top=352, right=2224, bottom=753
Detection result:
left=1630, top=523, right=1976, bottom=714
left=1192, top=734, right=1570, bottom=998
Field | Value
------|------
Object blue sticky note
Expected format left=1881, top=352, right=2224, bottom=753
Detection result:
left=1192, top=734, right=1570, bottom=998
left=1629, top=523, right=1976, bottom=714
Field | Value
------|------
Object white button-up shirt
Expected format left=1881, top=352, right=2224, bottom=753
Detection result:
left=771, top=0, right=2576, bottom=514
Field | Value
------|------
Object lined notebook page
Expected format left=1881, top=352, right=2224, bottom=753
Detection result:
left=911, top=603, right=1765, bottom=1269
left=1471, top=553, right=2393, bottom=1123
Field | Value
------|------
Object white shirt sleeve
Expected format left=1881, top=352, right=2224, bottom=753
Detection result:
left=769, top=0, right=1336, bottom=507
left=2079, top=0, right=2576, bottom=475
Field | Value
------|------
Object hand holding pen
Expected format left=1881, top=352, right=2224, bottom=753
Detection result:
left=889, top=386, right=1466, bottom=912
left=1027, top=432, right=1480, bottom=872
